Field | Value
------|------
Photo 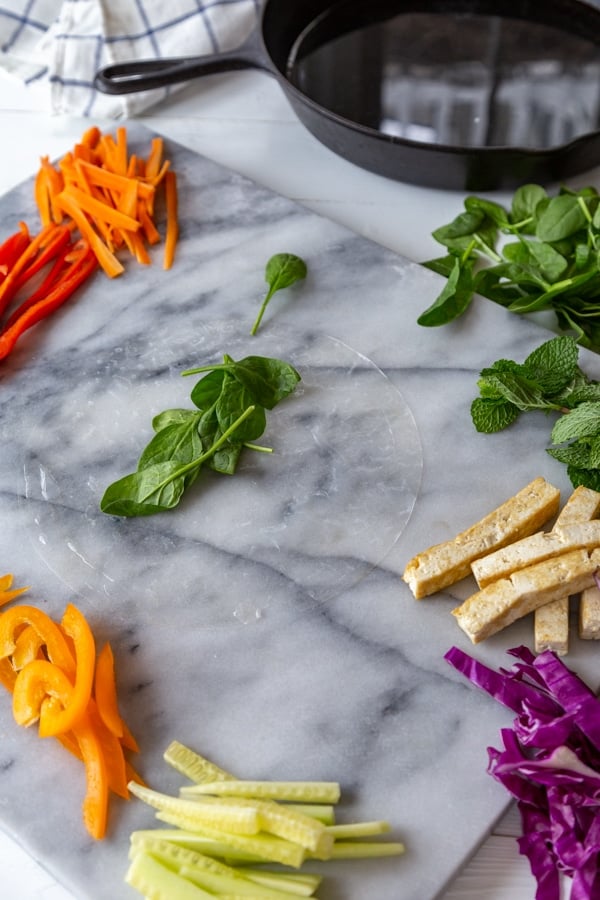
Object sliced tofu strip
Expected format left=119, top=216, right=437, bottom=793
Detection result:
left=531, top=487, right=600, bottom=655
left=402, top=477, right=560, bottom=599
left=471, top=521, right=600, bottom=588
left=534, top=596, right=570, bottom=655
left=579, top=585, right=600, bottom=639
left=553, top=485, right=600, bottom=526
left=452, top=547, right=600, bottom=643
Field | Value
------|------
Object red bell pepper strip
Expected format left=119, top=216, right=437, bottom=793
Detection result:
left=0, top=244, right=97, bottom=360
left=0, top=224, right=30, bottom=285
left=13, top=223, right=71, bottom=291
left=0, top=223, right=61, bottom=318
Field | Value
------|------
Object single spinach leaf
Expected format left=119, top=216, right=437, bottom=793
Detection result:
left=190, top=369, right=226, bottom=411
left=464, top=196, right=509, bottom=229
left=431, top=209, right=484, bottom=251
left=152, top=408, right=199, bottom=432
left=228, top=356, right=301, bottom=409
left=138, top=419, right=203, bottom=493
left=417, top=257, right=475, bottom=326
left=100, top=462, right=187, bottom=517
left=536, top=194, right=588, bottom=242
left=422, top=256, right=456, bottom=278
left=216, top=376, right=267, bottom=441
left=251, top=252, right=307, bottom=335
left=511, top=184, right=548, bottom=230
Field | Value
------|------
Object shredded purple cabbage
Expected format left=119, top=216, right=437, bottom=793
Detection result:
left=445, top=646, right=600, bottom=900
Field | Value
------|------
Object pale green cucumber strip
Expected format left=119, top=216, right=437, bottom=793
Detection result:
left=155, top=811, right=306, bottom=868
left=284, top=804, right=335, bottom=825
left=182, top=780, right=340, bottom=804
left=252, top=800, right=330, bottom=855
left=164, top=740, right=234, bottom=784
left=180, top=864, right=310, bottom=899
left=326, top=821, right=391, bottom=838
left=131, top=829, right=262, bottom=862
left=129, top=782, right=259, bottom=834
left=129, top=834, right=301, bottom=900
left=125, top=850, right=214, bottom=899
left=243, top=869, right=322, bottom=896
left=178, top=792, right=329, bottom=855
left=325, top=841, right=405, bottom=859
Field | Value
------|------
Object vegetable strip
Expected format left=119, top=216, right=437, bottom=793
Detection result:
left=0, top=587, right=140, bottom=840
left=0, top=126, right=180, bottom=362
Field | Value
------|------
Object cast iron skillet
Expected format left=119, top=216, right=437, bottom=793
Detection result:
left=95, top=0, right=600, bottom=191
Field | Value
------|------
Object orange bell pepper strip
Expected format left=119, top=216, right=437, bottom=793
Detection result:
left=0, top=604, right=75, bottom=675
left=0, top=573, right=29, bottom=609
left=73, top=712, right=109, bottom=840
left=37, top=602, right=95, bottom=738
left=4, top=604, right=94, bottom=738
left=12, top=625, right=45, bottom=670
left=12, top=657, right=71, bottom=728
left=94, top=642, right=124, bottom=738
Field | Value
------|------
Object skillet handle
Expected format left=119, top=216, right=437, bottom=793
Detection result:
left=95, top=29, right=267, bottom=95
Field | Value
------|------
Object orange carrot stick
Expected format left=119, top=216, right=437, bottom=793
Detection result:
left=163, top=170, right=178, bottom=270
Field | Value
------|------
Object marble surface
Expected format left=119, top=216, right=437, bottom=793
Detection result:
left=0, top=48, right=600, bottom=898
left=0, top=119, right=599, bottom=900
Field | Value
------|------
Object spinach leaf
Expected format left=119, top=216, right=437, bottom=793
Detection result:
left=250, top=252, right=307, bottom=335
left=535, top=194, right=588, bottom=242
left=101, top=462, right=188, bottom=517
left=417, top=256, right=475, bottom=326
left=101, top=352, right=300, bottom=518
left=418, top=182, right=600, bottom=350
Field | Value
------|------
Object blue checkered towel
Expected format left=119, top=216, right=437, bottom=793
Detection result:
left=0, top=0, right=259, bottom=117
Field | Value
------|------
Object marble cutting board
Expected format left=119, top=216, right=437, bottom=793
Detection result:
left=0, top=123, right=599, bottom=900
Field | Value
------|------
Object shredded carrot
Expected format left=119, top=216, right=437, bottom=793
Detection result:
left=0, top=586, right=140, bottom=841
left=164, top=170, right=178, bottom=270
left=56, top=191, right=124, bottom=278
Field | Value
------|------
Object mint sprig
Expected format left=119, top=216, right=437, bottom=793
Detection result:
left=471, top=335, right=600, bottom=489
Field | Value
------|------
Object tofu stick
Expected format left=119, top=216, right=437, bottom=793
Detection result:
left=533, top=486, right=600, bottom=655
left=579, top=585, right=600, bottom=639
left=403, top=477, right=560, bottom=599
left=452, top=547, right=600, bottom=643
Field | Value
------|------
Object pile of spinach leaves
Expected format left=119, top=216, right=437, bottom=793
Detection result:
left=419, top=183, right=600, bottom=352
left=100, top=354, right=301, bottom=517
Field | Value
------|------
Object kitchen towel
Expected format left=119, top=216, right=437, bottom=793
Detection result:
left=0, top=0, right=259, bottom=117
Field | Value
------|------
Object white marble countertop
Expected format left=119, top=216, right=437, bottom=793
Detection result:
left=2, top=63, right=598, bottom=900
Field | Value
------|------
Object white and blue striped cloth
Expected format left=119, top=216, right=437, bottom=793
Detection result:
left=0, top=0, right=259, bottom=117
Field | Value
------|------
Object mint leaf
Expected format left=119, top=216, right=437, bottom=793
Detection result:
left=523, top=336, right=580, bottom=395
left=477, top=371, right=554, bottom=412
left=567, top=465, right=600, bottom=492
left=547, top=442, right=595, bottom=468
left=471, top=397, right=520, bottom=433
left=551, top=402, right=600, bottom=444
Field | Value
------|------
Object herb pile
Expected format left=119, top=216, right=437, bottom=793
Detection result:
left=419, top=183, right=600, bottom=352
left=471, top=335, right=600, bottom=490
left=100, top=353, right=300, bottom=517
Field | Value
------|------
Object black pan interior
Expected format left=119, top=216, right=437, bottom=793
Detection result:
left=263, top=0, right=600, bottom=154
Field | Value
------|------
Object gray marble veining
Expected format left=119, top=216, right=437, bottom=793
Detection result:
left=0, top=124, right=598, bottom=900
